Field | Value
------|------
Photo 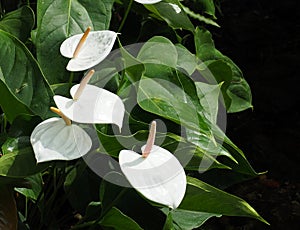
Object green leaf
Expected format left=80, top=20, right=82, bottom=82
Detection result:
left=36, top=0, right=114, bottom=83
left=119, top=43, right=145, bottom=83
left=181, top=4, right=219, bottom=27
left=0, top=30, right=54, bottom=122
left=188, top=0, right=216, bottom=19
left=0, top=137, right=49, bottom=178
left=100, top=207, right=143, bottom=230
left=144, top=0, right=194, bottom=31
left=0, top=6, right=35, bottom=42
left=0, top=185, right=17, bottom=230
left=137, top=36, right=178, bottom=68
left=15, top=173, right=43, bottom=201
left=179, top=177, right=268, bottom=224
left=162, top=207, right=220, bottom=230
left=0, top=69, right=32, bottom=123
left=195, top=81, right=222, bottom=124
left=195, top=27, right=252, bottom=112
left=175, top=44, right=197, bottom=76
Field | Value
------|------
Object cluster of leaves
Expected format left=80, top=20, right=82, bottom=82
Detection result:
left=0, top=0, right=266, bottom=229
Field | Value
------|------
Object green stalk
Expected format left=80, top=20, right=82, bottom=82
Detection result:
left=118, top=0, right=134, bottom=33
left=68, top=71, right=74, bottom=90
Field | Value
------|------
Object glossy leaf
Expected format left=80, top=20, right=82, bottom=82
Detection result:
left=195, top=82, right=222, bottom=124
left=0, top=6, right=34, bottom=42
left=0, top=68, right=32, bottom=123
left=179, top=177, right=268, bottom=224
left=100, top=207, right=143, bottom=230
left=36, top=0, right=114, bottom=83
left=144, top=0, right=194, bottom=31
left=195, top=27, right=252, bottom=112
left=15, top=173, right=43, bottom=201
left=0, top=30, right=54, bottom=121
left=162, top=208, right=220, bottom=229
left=137, top=36, right=178, bottom=68
left=0, top=137, right=49, bottom=178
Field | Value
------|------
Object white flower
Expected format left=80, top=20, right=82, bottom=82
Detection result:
left=54, top=70, right=125, bottom=130
left=30, top=108, right=92, bottom=163
left=60, top=27, right=118, bottom=71
left=119, top=121, right=186, bottom=209
left=134, top=0, right=162, bottom=4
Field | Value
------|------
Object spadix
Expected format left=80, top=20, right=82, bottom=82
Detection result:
left=119, top=121, right=186, bottom=209
left=30, top=117, right=92, bottom=163
left=60, top=29, right=118, bottom=71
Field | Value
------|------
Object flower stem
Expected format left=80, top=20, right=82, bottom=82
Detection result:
left=142, top=121, right=156, bottom=158
left=73, top=69, right=95, bottom=100
left=118, top=0, right=134, bottom=33
left=68, top=71, right=74, bottom=90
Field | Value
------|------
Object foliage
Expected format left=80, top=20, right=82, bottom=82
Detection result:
left=0, top=0, right=266, bottom=229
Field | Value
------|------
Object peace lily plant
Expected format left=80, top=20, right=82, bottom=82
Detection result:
left=0, top=1, right=268, bottom=229
left=119, top=121, right=187, bottom=209
left=30, top=28, right=125, bottom=162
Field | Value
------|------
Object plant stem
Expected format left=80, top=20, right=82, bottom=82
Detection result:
left=118, top=0, right=134, bottom=33
left=68, top=71, right=74, bottom=90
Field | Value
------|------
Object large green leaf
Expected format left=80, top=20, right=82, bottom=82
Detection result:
left=0, top=69, right=32, bottom=123
left=97, top=129, right=228, bottom=171
left=162, top=208, right=220, bottom=230
left=0, top=30, right=53, bottom=122
left=179, top=177, right=268, bottom=224
left=100, top=207, right=143, bottom=230
left=0, top=137, right=48, bottom=178
left=36, top=0, right=114, bottom=83
left=195, top=27, right=252, bottom=112
left=0, top=185, right=17, bottom=230
left=144, top=0, right=194, bottom=31
left=0, top=6, right=34, bottom=42
left=195, top=81, right=222, bottom=125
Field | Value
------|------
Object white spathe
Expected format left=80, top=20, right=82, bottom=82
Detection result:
left=54, top=84, right=125, bottom=129
left=119, top=145, right=186, bottom=209
left=60, top=30, right=118, bottom=71
left=134, top=0, right=162, bottom=4
left=30, top=118, right=92, bottom=163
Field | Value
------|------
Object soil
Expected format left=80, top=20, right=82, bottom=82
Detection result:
left=202, top=0, right=300, bottom=229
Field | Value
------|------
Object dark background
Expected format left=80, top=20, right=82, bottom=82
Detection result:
left=1, top=0, right=299, bottom=229
left=203, top=0, right=300, bottom=229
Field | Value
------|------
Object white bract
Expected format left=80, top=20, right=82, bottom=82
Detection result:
left=134, top=0, right=162, bottom=4
left=60, top=28, right=118, bottom=71
left=119, top=121, right=186, bottom=209
left=30, top=117, right=92, bottom=163
left=54, top=70, right=125, bottom=130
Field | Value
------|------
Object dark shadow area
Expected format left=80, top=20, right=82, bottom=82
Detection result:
left=202, top=0, right=300, bottom=229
